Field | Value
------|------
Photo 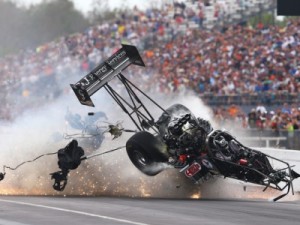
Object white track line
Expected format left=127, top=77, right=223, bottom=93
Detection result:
left=0, top=199, right=150, bottom=225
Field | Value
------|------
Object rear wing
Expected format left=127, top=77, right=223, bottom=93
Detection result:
left=70, top=44, right=145, bottom=107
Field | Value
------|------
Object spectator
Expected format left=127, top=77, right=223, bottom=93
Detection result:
left=248, top=108, right=257, bottom=129
left=286, top=118, right=295, bottom=148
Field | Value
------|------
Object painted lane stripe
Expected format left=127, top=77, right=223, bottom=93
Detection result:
left=0, top=199, right=150, bottom=225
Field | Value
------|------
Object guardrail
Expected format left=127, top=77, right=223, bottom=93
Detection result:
left=200, top=93, right=300, bottom=106
left=239, top=136, right=287, bottom=148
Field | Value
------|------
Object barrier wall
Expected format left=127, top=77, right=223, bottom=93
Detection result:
left=236, top=129, right=300, bottom=150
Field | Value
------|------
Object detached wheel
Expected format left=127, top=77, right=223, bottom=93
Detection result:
left=126, top=132, right=168, bottom=176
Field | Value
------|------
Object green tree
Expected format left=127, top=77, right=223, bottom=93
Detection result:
left=88, top=0, right=129, bottom=24
left=0, top=0, right=90, bottom=57
left=0, top=1, right=28, bottom=56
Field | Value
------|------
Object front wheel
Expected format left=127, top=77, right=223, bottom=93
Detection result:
left=126, top=132, right=168, bottom=176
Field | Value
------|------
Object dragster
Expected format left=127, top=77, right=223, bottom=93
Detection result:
left=68, top=44, right=300, bottom=201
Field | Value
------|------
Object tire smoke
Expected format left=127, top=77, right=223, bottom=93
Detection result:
left=0, top=83, right=297, bottom=201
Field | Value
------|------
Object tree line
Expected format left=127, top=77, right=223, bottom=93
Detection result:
left=0, top=0, right=90, bottom=57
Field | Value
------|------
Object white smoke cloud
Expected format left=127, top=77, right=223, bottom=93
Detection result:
left=0, top=85, right=210, bottom=197
left=0, top=80, right=298, bottom=201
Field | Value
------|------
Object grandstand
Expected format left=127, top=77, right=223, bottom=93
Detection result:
left=171, top=0, right=276, bottom=30
left=0, top=0, right=300, bottom=149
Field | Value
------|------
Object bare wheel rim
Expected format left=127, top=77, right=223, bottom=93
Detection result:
left=133, top=150, right=148, bottom=166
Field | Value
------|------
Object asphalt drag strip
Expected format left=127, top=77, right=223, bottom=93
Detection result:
left=0, top=196, right=299, bottom=225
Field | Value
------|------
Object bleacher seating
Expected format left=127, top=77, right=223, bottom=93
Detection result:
left=173, top=0, right=276, bottom=30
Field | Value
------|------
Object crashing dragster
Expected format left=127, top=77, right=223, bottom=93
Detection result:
left=70, top=44, right=300, bottom=201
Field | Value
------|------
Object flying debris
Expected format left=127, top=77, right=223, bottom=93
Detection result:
left=0, top=151, right=58, bottom=183
left=0, top=172, right=5, bottom=181
left=50, top=141, right=125, bottom=191
left=61, top=109, right=108, bottom=151
left=51, top=140, right=84, bottom=191
left=102, top=121, right=136, bottom=140
left=108, top=123, right=123, bottom=139
left=0, top=139, right=125, bottom=191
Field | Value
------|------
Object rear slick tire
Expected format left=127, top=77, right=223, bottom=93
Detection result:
left=126, top=132, right=168, bottom=176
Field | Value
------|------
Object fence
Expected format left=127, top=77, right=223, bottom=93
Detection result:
left=200, top=93, right=300, bottom=106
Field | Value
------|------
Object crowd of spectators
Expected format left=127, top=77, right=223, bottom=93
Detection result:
left=0, top=1, right=300, bottom=125
left=212, top=103, right=300, bottom=133
left=146, top=20, right=300, bottom=96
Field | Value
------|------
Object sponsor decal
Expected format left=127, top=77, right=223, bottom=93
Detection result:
left=76, top=50, right=127, bottom=86
left=94, top=50, right=126, bottom=76
left=94, top=65, right=108, bottom=76
left=185, top=162, right=201, bottom=177
left=108, top=50, right=126, bottom=65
